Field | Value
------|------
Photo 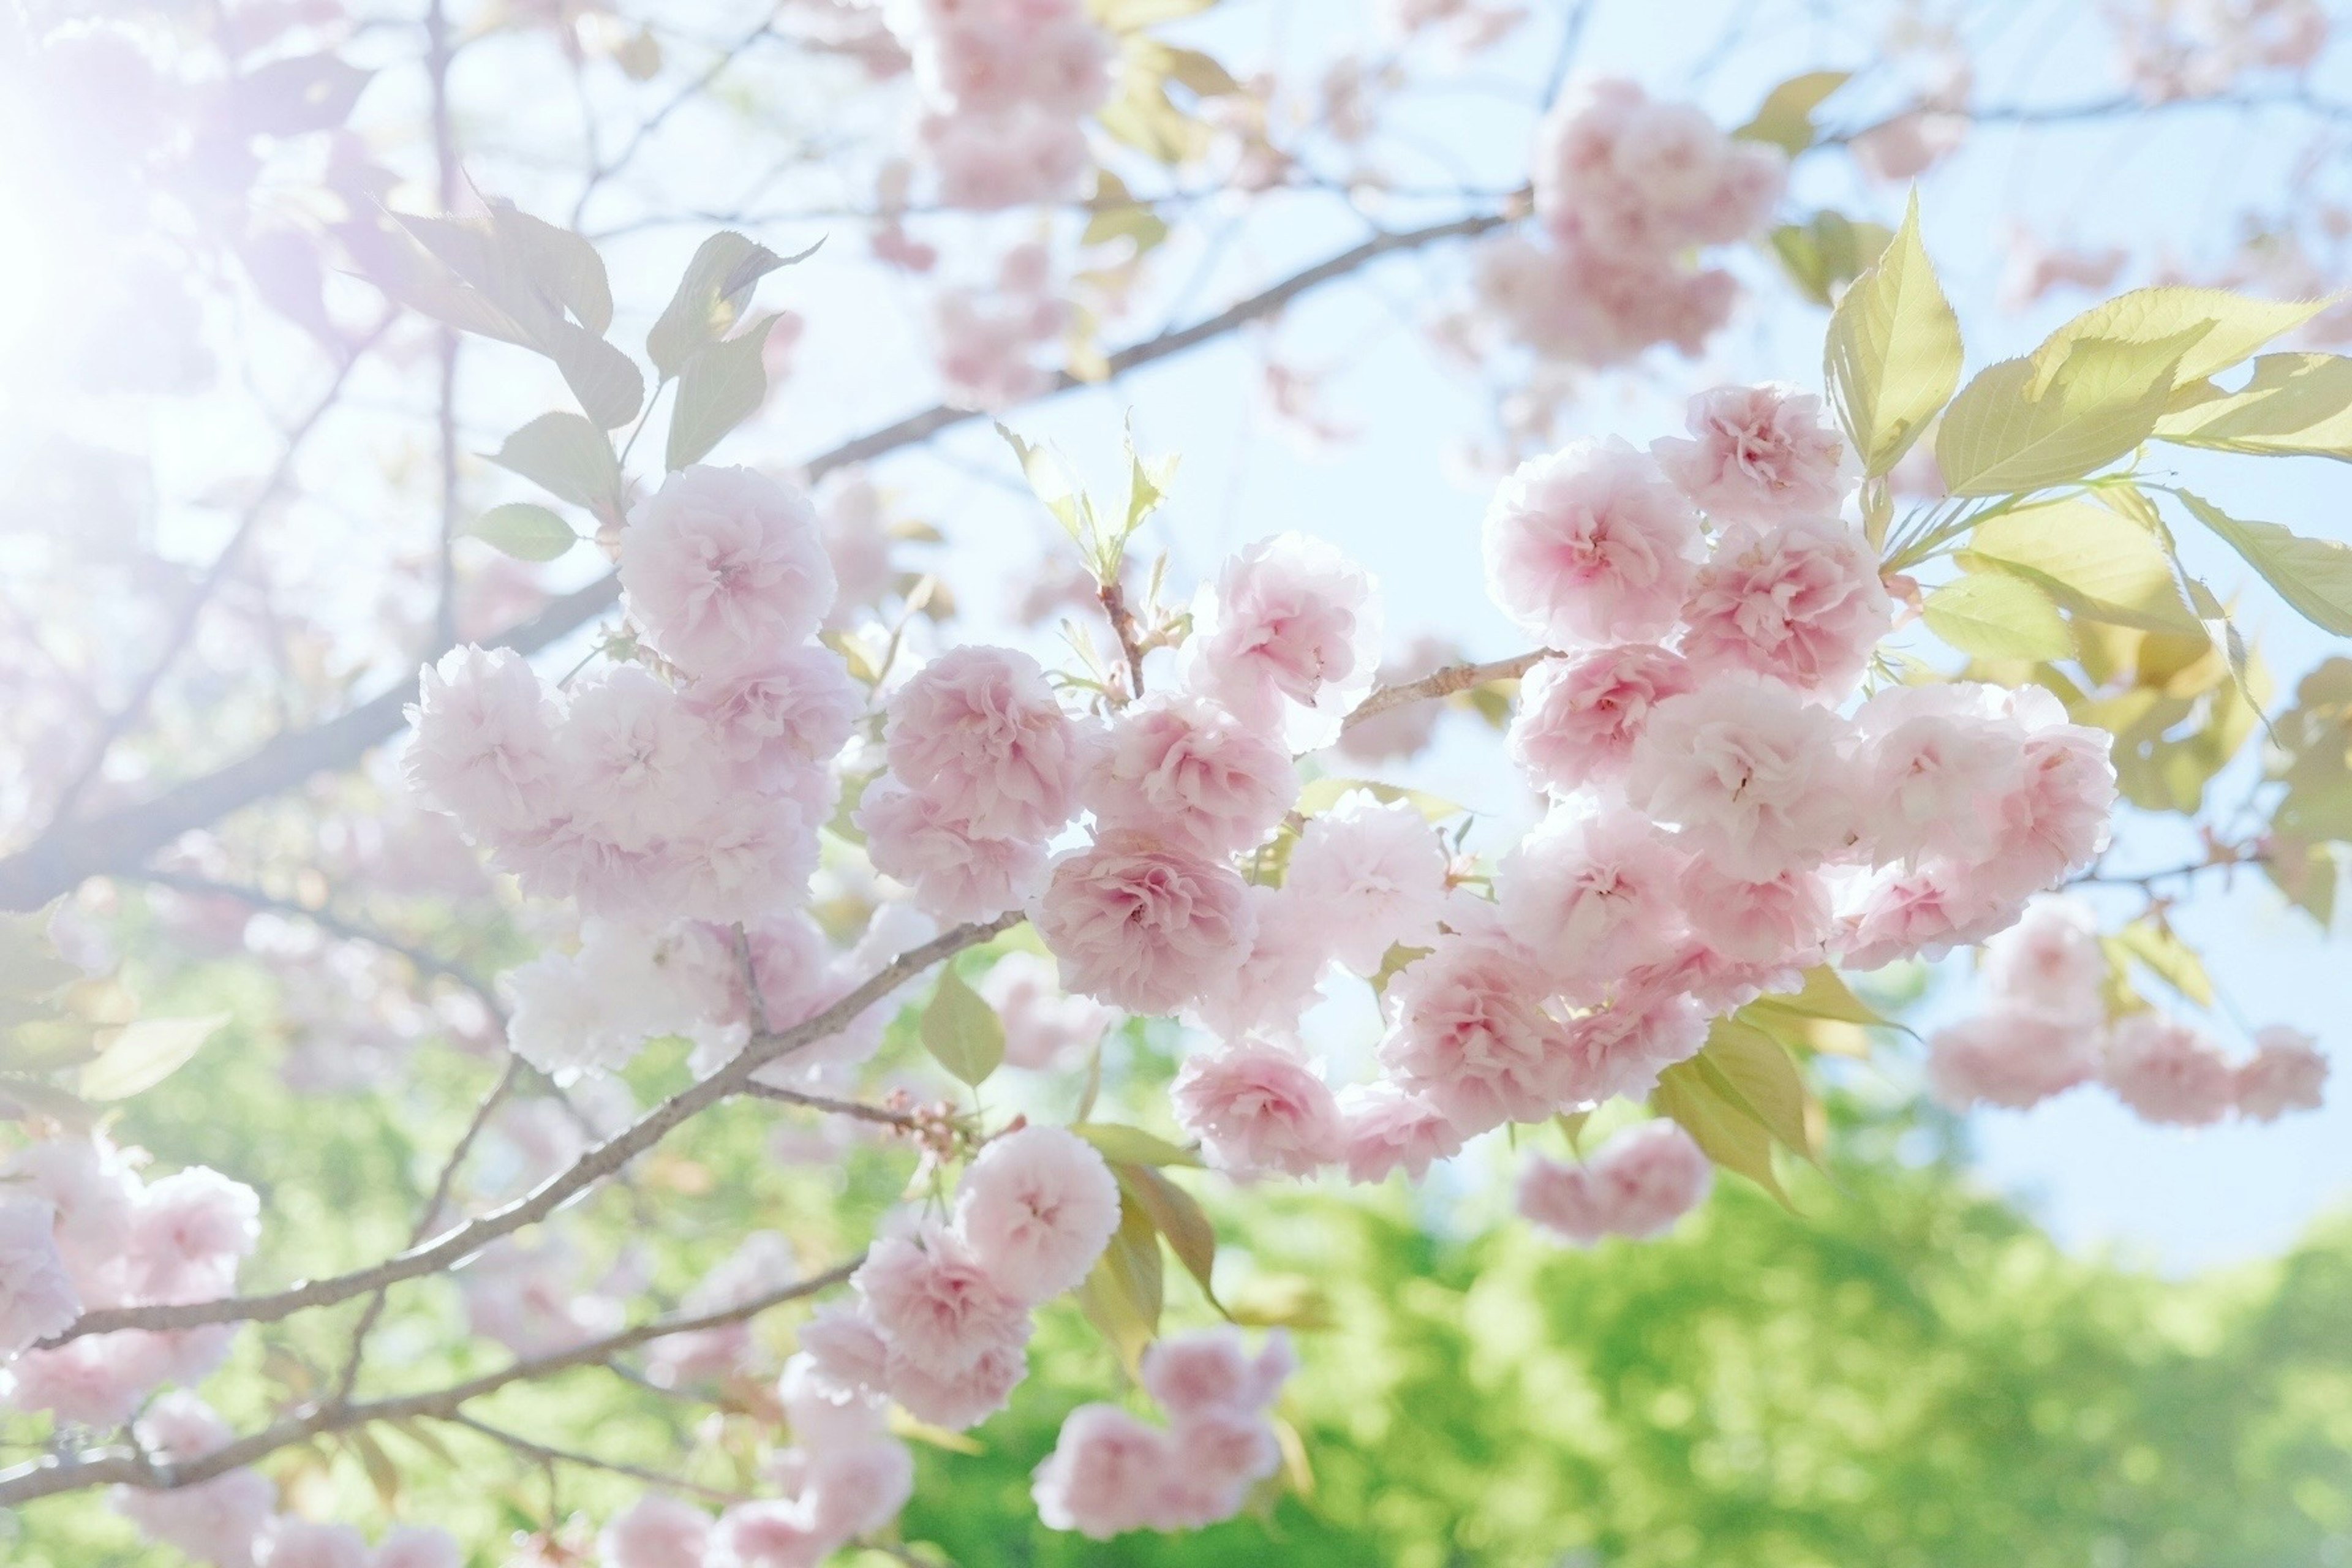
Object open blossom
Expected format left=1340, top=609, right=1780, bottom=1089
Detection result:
left=1927, top=1006, right=2101, bottom=1110
left=1142, top=1326, right=1293, bottom=1419
left=599, top=1496, right=712, bottom=1568
left=620, top=466, right=837, bottom=676
left=884, top=1334, right=1030, bottom=1430
left=402, top=645, right=562, bottom=837
left=1555, top=994, right=1708, bottom=1105
left=1532, top=78, right=1787, bottom=252
left=2102, top=1012, right=2239, bottom=1126
left=1678, top=516, right=1891, bottom=695
left=858, top=777, right=1047, bottom=922
left=1652, top=383, right=1850, bottom=526
left=1624, top=674, right=1855, bottom=879
left=1036, top=831, right=1255, bottom=1013
left=375, top=1529, right=462, bottom=1568
left=979, top=951, right=1118, bottom=1071
left=687, top=645, right=861, bottom=777
left=707, top=1499, right=827, bottom=1568
left=2236, top=1026, right=2329, bottom=1119
left=1284, top=791, right=1452, bottom=974
left=1470, top=230, right=1742, bottom=368
left=1517, top=1121, right=1713, bottom=1244
left=1985, top=690, right=2118, bottom=897
left=124, top=1166, right=259, bottom=1303
left=1181, top=532, right=1383, bottom=750
left=113, top=1395, right=276, bottom=1568
left=790, top=1305, right=892, bottom=1412
left=673, top=791, right=821, bottom=925
left=1031, top=1403, right=1172, bottom=1539
left=1979, top=894, right=2106, bottom=1020
left=854, top=1227, right=1031, bottom=1376
left=1336, top=1080, right=1466, bottom=1183
left=1853, top=683, right=2024, bottom=867
left=554, top=666, right=709, bottom=853
left=1678, top=862, right=1833, bottom=970
left=885, top=645, right=1091, bottom=839
left=1171, top=1038, right=1345, bottom=1178
left=1083, top=692, right=1297, bottom=856
left=1378, top=929, right=1569, bottom=1133
left=0, top=1197, right=79, bottom=1357
left=1498, top=805, right=1689, bottom=1002
left=922, top=104, right=1091, bottom=210
left=802, top=1437, right=918, bottom=1540
left=1508, top=645, right=1695, bottom=793
left=255, top=1517, right=372, bottom=1568
left=1188, top=884, right=1332, bottom=1041
left=9, top=1134, right=137, bottom=1280
left=1483, top=437, right=1701, bottom=647
left=952, top=1126, right=1121, bottom=1303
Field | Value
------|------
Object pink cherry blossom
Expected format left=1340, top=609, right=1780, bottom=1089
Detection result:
left=857, top=777, right=1047, bottom=922
left=1187, top=883, right=1333, bottom=1041
left=884, top=644, right=1091, bottom=839
left=1031, top=1403, right=1172, bottom=1539
left=402, top=645, right=563, bottom=837
left=853, top=1227, right=1031, bottom=1377
left=883, top=1333, right=1029, bottom=1430
left=1555, top=994, right=1709, bottom=1106
left=1623, top=674, right=1856, bottom=879
left=1181, top=532, right=1384, bottom=750
left=1171, top=1404, right=1283, bottom=1492
left=1983, top=692, right=2118, bottom=898
left=1516, top=1121, right=1713, bottom=1244
left=1497, top=805, right=1690, bottom=1003
left=1835, top=861, right=2018, bottom=971
left=1652, top=383, right=1851, bottom=526
left=556, top=666, right=709, bottom=853
left=1978, top=894, right=2106, bottom=1022
left=1140, top=1325, right=1292, bottom=1417
left=1471, top=231, right=1742, bottom=368
left=672, top=792, right=820, bottom=925
left=2101, top=1012, right=2239, bottom=1126
left=255, top=1517, right=371, bottom=1568
left=1852, top=683, right=2024, bottom=867
left=598, top=1495, right=712, bottom=1568
left=1483, top=437, right=1701, bottom=647
left=6, top=1333, right=168, bottom=1427
left=620, top=466, right=837, bottom=676
left=706, top=1499, right=828, bottom=1568
left=1170, top=1038, right=1345, bottom=1178
left=7, top=1133, right=137, bottom=1281
left=788, top=1304, right=892, bottom=1410
left=1336, top=1080, right=1467, bottom=1183
left=1376, top=930, right=1570, bottom=1133
left=374, top=1527, right=463, bottom=1568
left=1507, top=645, right=1695, bottom=793
left=124, top=1166, right=258, bottom=1303
left=952, top=1125, right=1121, bottom=1303
left=1679, top=516, right=1890, bottom=695
left=116, top=1452, right=276, bottom=1568
left=1677, top=862, right=1833, bottom=970
left=1035, top=831, right=1255, bottom=1013
left=1283, top=791, right=1452, bottom=975
left=922, top=104, right=1091, bottom=210
left=1082, top=692, right=1297, bottom=857
left=979, top=951, right=1118, bottom=1071
left=687, top=645, right=861, bottom=778
left=2236, top=1026, right=2329, bottom=1120
left=1532, top=78, right=1787, bottom=252
left=802, top=1438, right=917, bottom=1540
left=1926, top=1006, right=2101, bottom=1110
left=0, top=1196, right=79, bottom=1358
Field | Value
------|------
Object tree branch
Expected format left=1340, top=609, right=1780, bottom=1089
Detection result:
left=1341, top=650, right=1549, bottom=729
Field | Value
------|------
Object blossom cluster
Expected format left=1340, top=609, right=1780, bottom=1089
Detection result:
left=886, top=0, right=1112, bottom=209
left=1031, top=1326, right=1294, bottom=1538
left=1927, top=894, right=2330, bottom=1124
left=1471, top=79, right=1786, bottom=368
left=1517, top=1121, right=1715, bottom=1245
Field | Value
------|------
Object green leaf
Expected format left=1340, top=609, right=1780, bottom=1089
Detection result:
left=484, top=200, right=614, bottom=335
left=2156, top=352, right=2352, bottom=459
left=1964, top=500, right=2203, bottom=636
left=2030, top=287, right=2326, bottom=392
left=1115, top=1163, right=1223, bottom=1312
left=919, top=967, right=1003, bottom=1088
left=1734, top=70, right=1852, bottom=155
left=646, top=233, right=813, bottom=380
left=1076, top=1188, right=1163, bottom=1376
left=1936, top=328, right=2204, bottom=496
left=80, top=1014, right=229, bottom=1101
left=1088, top=0, right=1216, bottom=24
left=666, top=314, right=779, bottom=470
left=1161, top=45, right=1240, bottom=97
left=545, top=320, right=645, bottom=429
left=2110, top=920, right=2216, bottom=1008
left=0, top=908, right=81, bottom=1001
left=466, top=502, right=579, bottom=562
left=1922, top=571, right=2075, bottom=660
left=996, top=423, right=1093, bottom=560
left=1823, top=191, right=1962, bottom=477
left=1653, top=1067, right=1791, bottom=1208
left=2175, top=489, right=2352, bottom=635
left=1746, top=965, right=1889, bottom=1029
left=1768, top=211, right=1893, bottom=308
left=1072, top=1121, right=1204, bottom=1168
left=1694, top=1017, right=1817, bottom=1163
left=486, top=413, right=623, bottom=511
left=1294, top=777, right=1463, bottom=822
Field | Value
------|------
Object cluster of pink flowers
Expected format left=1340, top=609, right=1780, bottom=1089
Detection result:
left=887, top=0, right=1110, bottom=209
left=0, top=1131, right=255, bottom=1430
left=1470, top=79, right=1785, bottom=368
left=932, top=242, right=1069, bottom=410
left=1517, top=1121, right=1714, bottom=1245
left=1927, top=894, right=2330, bottom=1125
left=1031, top=1326, right=1294, bottom=1538
left=2111, top=0, right=2328, bottom=102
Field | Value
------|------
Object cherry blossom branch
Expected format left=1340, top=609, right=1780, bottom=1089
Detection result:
left=1342, top=650, right=1550, bottom=729
left=442, top=1412, right=754, bottom=1505
left=34, top=913, right=1018, bottom=1348
left=0, top=1259, right=863, bottom=1506
left=742, top=1081, right=925, bottom=1131
left=0, top=209, right=1513, bottom=915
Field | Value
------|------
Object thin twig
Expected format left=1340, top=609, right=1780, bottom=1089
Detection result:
left=445, top=1413, right=753, bottom=1505
left=743, top=1082, right=922, bottom=1131
left=1341, top=650, right=1550, bottom=729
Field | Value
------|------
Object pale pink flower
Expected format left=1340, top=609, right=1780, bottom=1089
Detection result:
left=1376, top=930, right=1570, bottom=1133
left=857, top=777, right=1046, bottom=923
left=853, top=1227, right=1030, bottom=1376
left=255, top=1517, right=371, bottom=1568
left=374, top=1527, right=463, bottom=1568
left=1853, top=683, right=2024, bottom=866
left=1836, top=861, right=2018, bottom=971
left=647, top=1231, right=801, bottom=1389
left=598, top=1495, right=712, bottom=1568
left=1182, top=533, right=1384, bottom=751
left=1032, top=1403, right=1172, bottom=1539
left=884, top=645, right=1091, bottom=839
left=557, top=666, right=709, bottom=852
left=1555, top=994, right=1708, bottom=1106
left=1187, top=884, right=1332, bottom=1040
left=2102, top=1012, right=2239, bottom=1126
left=1083, top=692, right=1296, bottom=856
left=1496, top=805, right=1690, bottom=1003
left=1483, top=437, right=1701, bottom=647
left=1678, top=516, right=1891, bottom=695
left=788, top=1304, right=892, bottom=1410
left=6, top=1333, right=166, bottom=1427
left=1336, top=1080, right=1467, bottom=1183
left=1978, top=894, right=2105, bottom=1022
left=1850, top=109, right=1969, bottom=183
left=1678, top=862, right=1833, bottom=969
left=1983, top=692, right=2117, bottom=897
left=1171, top=1038, right=1344, bottom=1178
left=687, top=646, right=861, bottom=777
left=1140, top=1325, right=1293, bottom=1417
left=2236, top=1026, right=2328, bottom=1120
left=402, top=645, right=563, bottom=837
left=1517, top=1121, right=1713, bottom=1244
left=1171, top=1405, right=1283, bottom=1491
left=1653, top=383, right=1850, bottom=526
left=1533, top=79, right=1785, bottom=252
left=923, top=104, right=1091, bottom=210
left=1035, top=831, right=1255, bottom=1013
left=803, top=1438, right=917, bottom=1540
left=952, top=1126, right=1121, bottom=1303
left=1507, top=645, right=1695, bottom=793
left=0, top=1197, right=78, bottom=1358
left=1926, top=1006, right=2101, bottom=1110
left=673, top=792, right=819, bottom=924
left=1284, top=791, right=1452, bottom=975
left=979, top=951, right=1118, bottom=1071
left=706, top=1499, right=827, bottom=1568
left=115, top=1438, right=276, bottom=1568
left=7, top=1134, right=137, bottom=1281
left=884, top=1333, right=1029, bottom=1430
left=124, top=1167, right=258, bottom=1303
left=1471, top=231, right=1741, bottom=368
left=1623, top=674, right=1855, bottom=878
left=620, top=466, right=836, bottom=676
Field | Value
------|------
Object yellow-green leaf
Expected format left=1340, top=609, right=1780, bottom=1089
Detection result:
left=1936, top=328, right=2204, bottom=496
left=2175, top=488, right=2352, bottom=635
left=919, top=967, right=1002, bottom=1088
left=1823, top=191, right=1962, bottom=477
left=1294, top=777, right=1463, bottom=822
left=1694, top=1016, right=1817, bottom=1163
left=1653, top=1066, right=1790, bottom=1208
left=1964, top=500, right=2203, bottom=636
left=1115, top=1163, right=1223, bottom=1312
left=2029, top=287, right=2326, bottom=393
left=465, top=502, right=578, bottom=562
left=2157, top=352, right=2352, bottom=459
left=1734, top=70, right=1852, bottom=156
left=80, top=1014, right=229, bottom=1101
left=2110, top=920, right=2215, bottom=1008
left=1076, top=1188, right=1163, bottom=1375
left=666, top=314, right=778, bottom=470
left=1921, top=571, right=2075, bottom=659
left=1072, top=1121, right=1204, bottom=1168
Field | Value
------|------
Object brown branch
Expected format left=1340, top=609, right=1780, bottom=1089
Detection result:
left=0, top=1259, right=862, bottom=1507
left=1341, top=650, right=1550, bottom=730
left=443, top=1412, right=753, bottom=1504
left=0, top=208, right=1512, bottom=914
left=34, top=913, right=1017, bottom=1349
left=742, top=1082, right=922, bottom=1131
